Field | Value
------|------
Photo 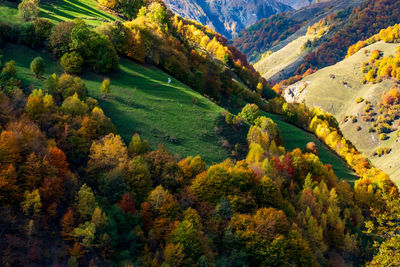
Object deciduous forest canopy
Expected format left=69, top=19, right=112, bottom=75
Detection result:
left=0, top=0, right=399, bottom=266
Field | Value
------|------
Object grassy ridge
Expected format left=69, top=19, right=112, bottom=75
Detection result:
left=293, top=41, right=400, bottom=185
left=3, top=43, right=228, bottom=164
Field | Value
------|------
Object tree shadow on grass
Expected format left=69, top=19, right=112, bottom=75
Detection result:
left=97, top=99, right=144, bottom=142
left=40, top=5, right=75, bottom=21
left=40, top=0, right=116, bottom=23
left=67, top=0, right=115, bottom=20
left=111, top=60, right=212, bottom=109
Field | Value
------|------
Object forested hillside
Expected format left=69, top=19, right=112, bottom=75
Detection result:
left=232, top=13, right=303, bottom=62
left=0, top=0, right=399, bottom=266
left=280, top=24, right=400, bottom=185
left=296, top=0, right=400, bottom=74
left=232, top=0, right=363, bottom=63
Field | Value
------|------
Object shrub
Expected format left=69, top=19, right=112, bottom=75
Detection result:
left=30, top=57, right=44, bottom=78
left=379, top=133, right=388, bottom=140
left=238, top=103, right=261, bottom=124
left=356, top=97, right=364, bottom=104
left=376, top=146, right=391, bottom=157
left=305, top=142, right=319, bottom=156
left=225, top=111, right=234, bottom=125
left=1, top=60, right=17, bottom=79
left=60, top=52, right=83, bottom=74
left=18, top=22, right=38, bottom=47
left=370, top=50, right=381, bottom=61
left=119, top=0, right=143, bottom=19
left=363, top=104, right=372, bottom=113
left=376, top=123, right=391, bottom=134
left=34, top=18, right=53, bottom=42
left=18, top=0, right=40, bottom=21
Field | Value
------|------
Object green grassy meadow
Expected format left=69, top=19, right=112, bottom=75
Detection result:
left=0, top=0, right=119, bottom=26
left=0, top=1, right=19, bottom=23
left=3, top=43, right=228, bottom=164
left=3, top=43, right=358, bottom=181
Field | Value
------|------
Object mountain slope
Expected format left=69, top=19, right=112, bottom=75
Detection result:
left=276, top=0, right=312, bottom=9
left=3, top=43, right=231, bottom=164
left=295, top=0, right=400, bottom=75
left=233, top=0, right=364, bottom=63
left=253, top=0, right=364, bottom=81
left=1, top=0, right=400, bottom=266
left=283, top=41, right=400, bottom=185
left=163, top=0, right=293, bottom=39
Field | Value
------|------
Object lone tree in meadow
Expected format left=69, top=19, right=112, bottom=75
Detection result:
left=100, top=78, right=111, bottom=98
left=18, top=0, right=40, bottom=21
left=30, top=57, right=44, bottom=78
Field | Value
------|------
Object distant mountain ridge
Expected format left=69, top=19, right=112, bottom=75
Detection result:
left=163, top=0, right=293, bottom=39
left=277, top=0, right=313, bottom=9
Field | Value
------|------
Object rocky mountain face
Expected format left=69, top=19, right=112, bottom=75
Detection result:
left=163, top=0, right=293, bottom=39
left=276, top=0, right=313, bottom=9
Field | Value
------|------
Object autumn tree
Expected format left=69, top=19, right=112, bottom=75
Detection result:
left=163, top=243, right=186, bottom=267
left=191, top=160, right=256, bottom=212
left=124, top=156, right=152, bottom=204
left=57, top=74, right=87, bottom=100
left=18, top=0, right=39, bottom=21
left=60, top=52, right=83, bottom=74
left=171, top=208, right=203, bottom=263
left=178, top=155, right=206, bottom=182
left=1, top=60, right=17, bottom=80
left=256, top=176, right=282, bottom=208
left=25, top=89, right=55, bottom=121
left=128, top=133, right=150, bottom=155
left=49, top=21, right=75, bottom=57
left=73, top=221, right=96, bottom=249
left=147, top=185, right=180, bottom=219
left=0, top=131, right=21, bottom=165
left=144, top=146, right=183, bottom=191
left=0, top=164, right=18, bottom=204
left=76, top=184, right=96, bottom=220
left=61, top=93, right=88, bottom=116
left=366, top=194, right=400, bottom=266
left=47, top=146, right=69, bottom=178
left=61, top=208, right=75, bottom=240
left=100, top=78, right=111, bottom=98
left=118, top=192, right=136, bottom=214
left=87, top=133, right=128, bottom=174
left=21, top=189, right=42, bottom=217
